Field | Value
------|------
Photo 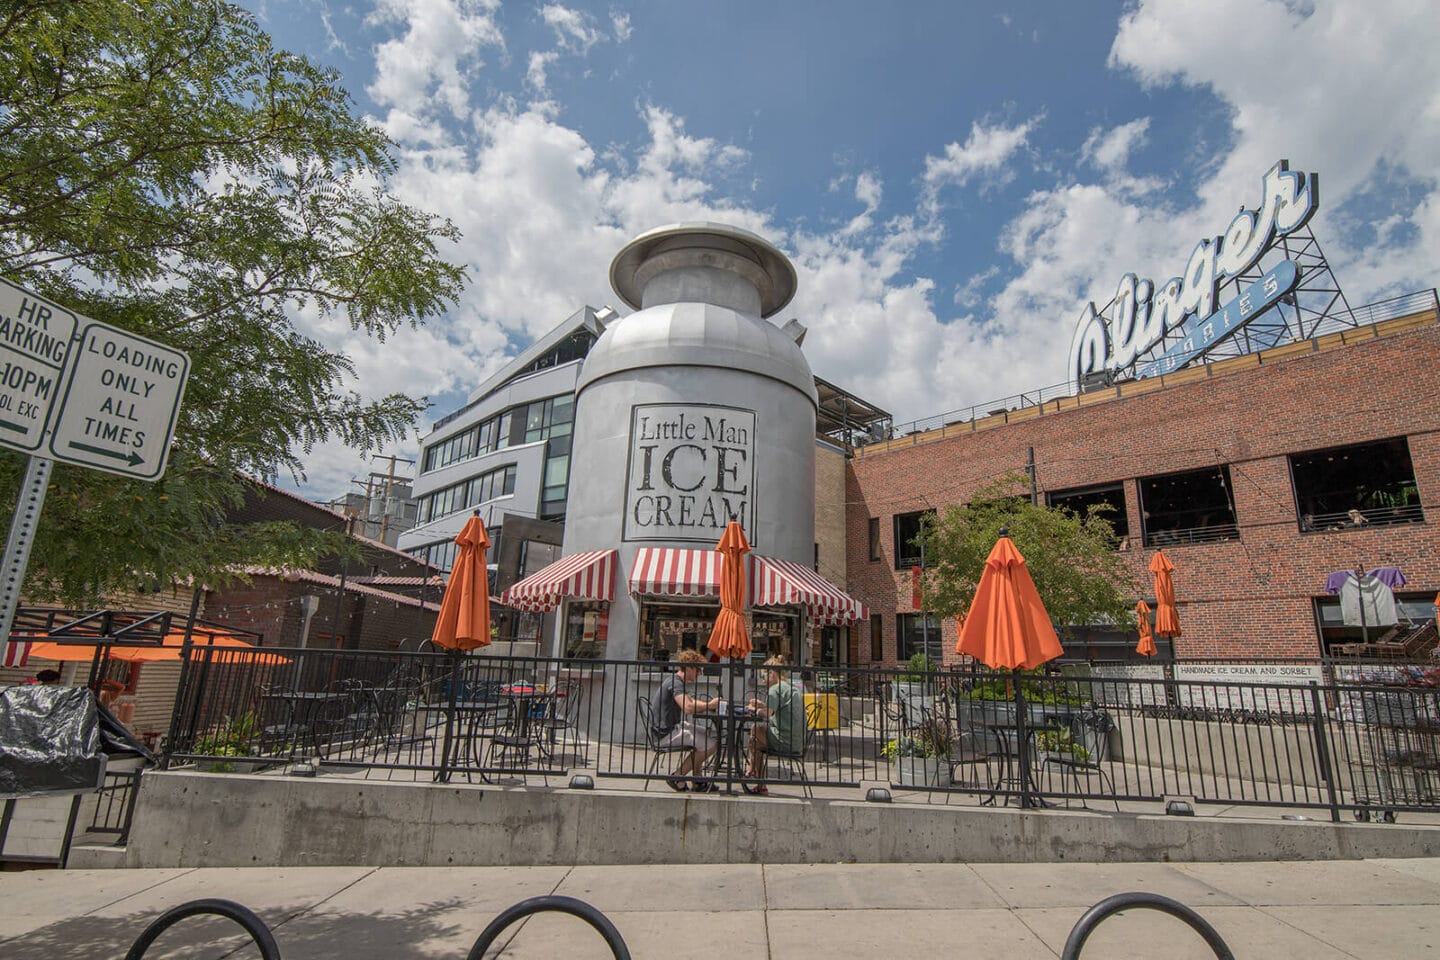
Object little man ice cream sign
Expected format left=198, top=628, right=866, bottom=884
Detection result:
left=624, top=403, right=756, bottom=542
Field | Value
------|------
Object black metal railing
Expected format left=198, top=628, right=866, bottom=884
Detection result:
left=161, top=647, right=1440, bottom=820
left=88, top=768, right=143, bottom=842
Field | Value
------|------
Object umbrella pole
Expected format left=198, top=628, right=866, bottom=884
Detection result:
left=1014, top=667, right=1033, bottom=809
left=436, top=648, right=460, bottom=783
left=725, top=657, right=738, bottom=793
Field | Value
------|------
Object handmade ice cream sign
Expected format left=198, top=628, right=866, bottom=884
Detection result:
left=1069, top=160, right=1317, bottom=385
left=624, top=402, right=756, bottom=542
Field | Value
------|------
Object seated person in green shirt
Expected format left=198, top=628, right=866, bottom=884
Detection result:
left=743, top=655, right=804, bottom=794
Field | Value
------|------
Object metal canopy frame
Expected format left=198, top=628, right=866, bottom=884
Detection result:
left=814, top=375, right=892, bottom=453
left=9, top=608, right=261, bottom=646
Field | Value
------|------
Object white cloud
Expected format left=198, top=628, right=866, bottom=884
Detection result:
left=838, top=170, right=882, bottom=236
left=921, top=118, right=1039, bottom=213
left=1080, top=118, right=1163, bottom=198
left=610, top=11, right=633, bottom=42
left=526, top=50, right=558, bottom=94
left=366, top=0, right=503, bottom=120
left=541, top=4, right=604, bottom=52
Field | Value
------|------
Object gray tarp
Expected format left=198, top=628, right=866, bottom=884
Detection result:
left=0, top=685, right=105, bottom=799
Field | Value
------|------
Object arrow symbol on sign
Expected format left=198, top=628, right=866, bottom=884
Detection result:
left=67, top=441, right=143, bottom=467
left=0, top=418, right=28, bottom=434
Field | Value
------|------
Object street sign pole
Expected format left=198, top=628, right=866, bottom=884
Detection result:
left=0, top=455, right=52, bottom=648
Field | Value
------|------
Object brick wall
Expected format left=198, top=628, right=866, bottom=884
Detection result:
left=846, top=317, right=1440, bottom=664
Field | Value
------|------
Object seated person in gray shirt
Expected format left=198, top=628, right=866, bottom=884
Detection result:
left=651, top=648, right=722, bottom=791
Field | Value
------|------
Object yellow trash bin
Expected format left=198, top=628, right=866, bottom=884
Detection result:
left=805, top=692, right=839, bottom=729
left=805, top=692, right=839, bottom=762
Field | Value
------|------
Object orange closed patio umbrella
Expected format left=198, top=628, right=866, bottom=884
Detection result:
left=1134, top=600, right=1156, bottom=657
left=1150, top=550, right=1181, bottom=638
left=431, top=512, right=493, bottom=652
left=955, top=533, right=1063, bottom=671
left=706, top=520, right=752, bottom=660
left=955, top=530, right=1062, bottom=808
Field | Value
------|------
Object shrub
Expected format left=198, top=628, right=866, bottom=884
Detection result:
left=899, top=653, right=937, bottom=682
left=883, top=716, right=953, bottom=759
left=1034, top=726, right=1091, bottom=762
left=194, top=712, right=260, bottom=771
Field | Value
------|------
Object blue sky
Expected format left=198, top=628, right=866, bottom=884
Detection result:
left=257, top=0, right=1440, bottom=499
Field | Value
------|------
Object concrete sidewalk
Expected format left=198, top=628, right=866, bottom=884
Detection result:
left=4, top=859, right=1439, bottom=959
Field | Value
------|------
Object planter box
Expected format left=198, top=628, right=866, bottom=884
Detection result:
left=894, top=755, right=950, bottom=788
left=195, top=759, right=268, bottom=774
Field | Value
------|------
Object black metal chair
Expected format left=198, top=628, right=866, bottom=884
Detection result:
left=762, top=699, right=819, bottom=798
left=540, top=678, right=584, bottom=762
left=637, top=696, right=690, bottom=790
left=1039, top=719, right=1119, bottom=810
left=921, top=705, right=993, bottom=805
left=484, top=698, right=544, bottom=784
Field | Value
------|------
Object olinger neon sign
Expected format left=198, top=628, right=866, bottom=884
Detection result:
left=1069, top=160, right=1317, bottom=385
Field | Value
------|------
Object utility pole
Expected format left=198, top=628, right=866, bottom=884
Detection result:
left=369, top=453, right=414, bottom=545
left=1026, top=446, right=1038, bottom=506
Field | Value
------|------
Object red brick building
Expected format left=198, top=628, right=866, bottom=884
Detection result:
left=846, top=297, right=1440, bottom=664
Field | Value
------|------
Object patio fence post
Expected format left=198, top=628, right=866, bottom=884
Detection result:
left=1309, top=681, right=1341, bottom=822
left=161, top=586, right=203, bottom=770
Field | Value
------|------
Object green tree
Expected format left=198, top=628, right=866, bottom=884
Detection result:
left=0, top=1, right=465, bottom=602
left=919, top=475, right=1138, bottom=637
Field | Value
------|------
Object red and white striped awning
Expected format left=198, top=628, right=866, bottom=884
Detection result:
left=3, top=639, right=31, bottom=668
left=752, top=555, right=869, bottom=625
left=628, top=548, right=866, bottom=624
left=500, top=549, right=617, bottom=611
left=628, top=548, right=722, bottom=597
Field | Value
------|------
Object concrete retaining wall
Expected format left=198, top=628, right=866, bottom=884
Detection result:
left=118, top=771, right=1440, bottom=868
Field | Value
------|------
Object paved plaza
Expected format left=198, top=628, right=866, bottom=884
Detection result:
left=4, top=858, right=1440, bottom=959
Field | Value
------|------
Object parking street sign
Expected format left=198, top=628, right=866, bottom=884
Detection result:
left=47, top=322, right=189, bottom=480
left=0, top=279, right=78, bottom=455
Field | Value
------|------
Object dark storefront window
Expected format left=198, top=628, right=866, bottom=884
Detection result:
left=1048, top=483, right=1129, bottom=543
left=870, top=613, right=884, bottom=661
left=897, top=612, right=942, bottom=662
left=892, top=510, right=933, bottom=569
left=1291, top=437, right=1423, bottom=533
left=1138, top=466, right=1238, bottom=547
left=1057, top=623, right=1173, bottom=662
left=562, top=604, right=609, bottom=659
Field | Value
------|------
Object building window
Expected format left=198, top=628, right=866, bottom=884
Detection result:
left=1291, top=437, right=1423, bottom=533
left=897, top=612, right=942, bottom=662
left=1138, top=466, right=1238, bottom=547
left=868, top=517, right=880, bottom=561
left=1057, top=623, right=1173, bottom=662
left=1315, top=591, right=1437, bottom=655
left=417, top=464, right=516, bottom=523
left=1047, top=483, right=1129, bottom=542
left=892, top=510, right=934, bottom=569
left=870, top=613, right=884, bottom=661
left=520, top=539, right=560, bottom=577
